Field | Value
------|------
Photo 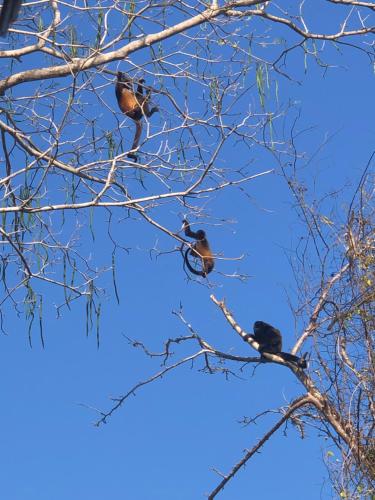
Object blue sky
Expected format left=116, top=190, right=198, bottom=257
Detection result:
left=0, top=4, right=374, bottom=500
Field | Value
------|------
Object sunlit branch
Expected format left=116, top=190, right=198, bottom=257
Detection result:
left=208, top=394, right=314, bottom=499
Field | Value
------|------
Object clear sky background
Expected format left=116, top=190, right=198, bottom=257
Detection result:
left=0, top=4, right=374, bottom=500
